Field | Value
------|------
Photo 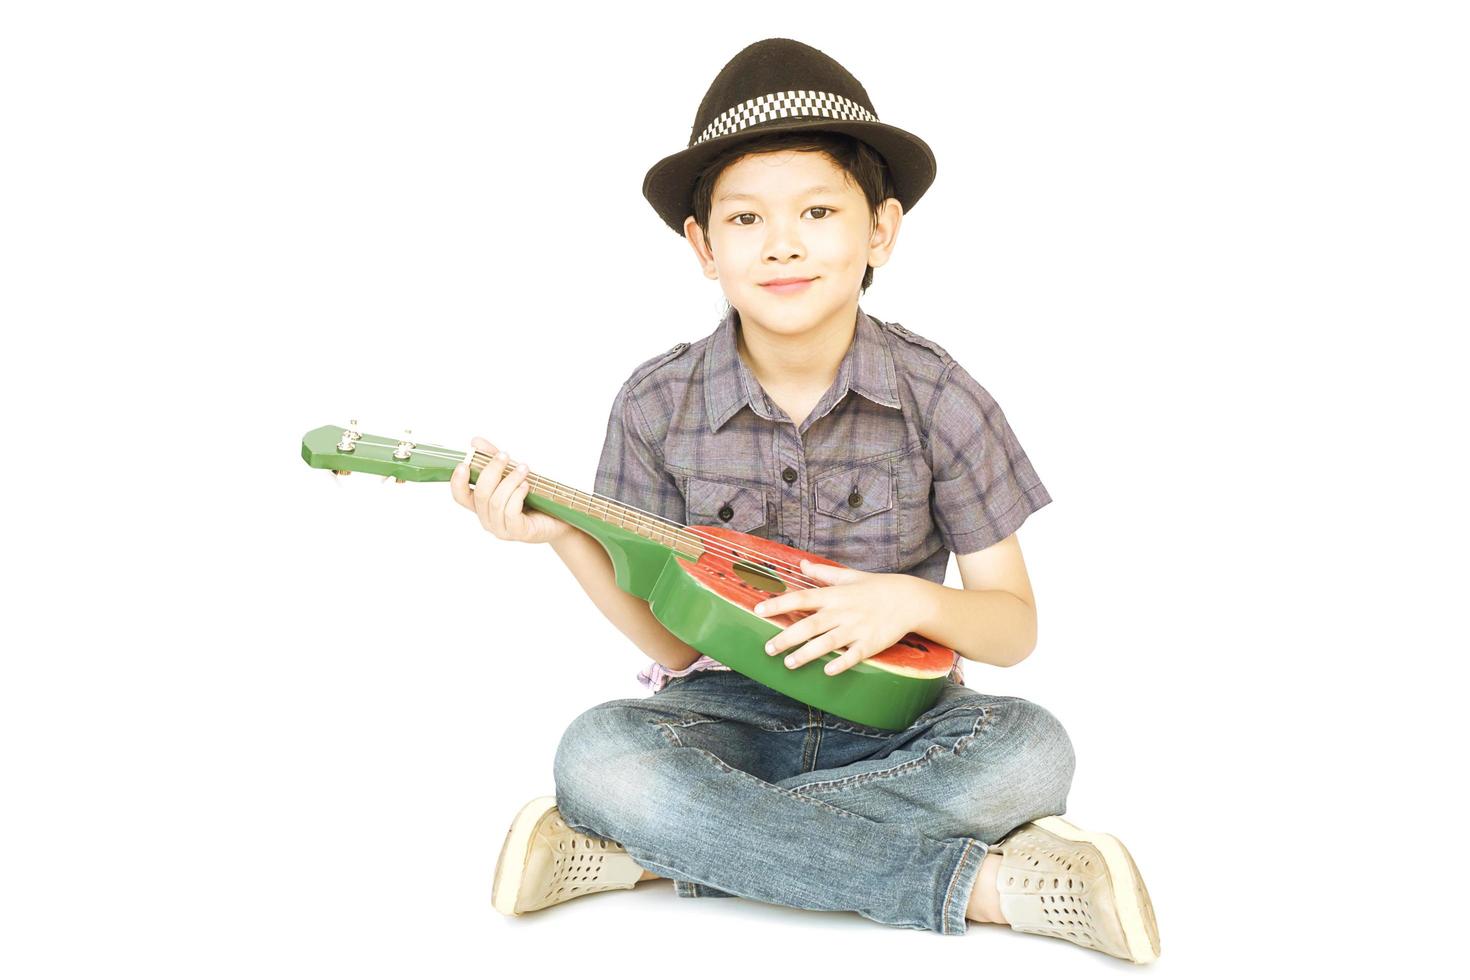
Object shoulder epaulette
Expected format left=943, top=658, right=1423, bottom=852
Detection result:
left=626, top=340, right=691, bottom=391
left=882, top=321, right=953, bottom=365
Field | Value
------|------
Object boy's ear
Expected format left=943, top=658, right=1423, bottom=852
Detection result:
left=867, top=197, right=904, bottom=269
left=684, top=215, right=719, bottom=280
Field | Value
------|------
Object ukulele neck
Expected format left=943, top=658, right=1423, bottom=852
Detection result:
left=524, top=472, right=687, bottom=548
left=520, top=471, right=703, bottom=599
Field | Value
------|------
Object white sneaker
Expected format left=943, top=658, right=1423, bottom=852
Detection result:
left=491, top=796, right=648, bottom=916
left=993, top=815, right=1161, bottom=964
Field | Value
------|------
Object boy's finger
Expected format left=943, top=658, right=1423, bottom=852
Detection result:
left=474, top=456, right=504, bottom=527
left=450, top=461, right=467, bottom=506
left=491, top=461, right=526, bottom=513
left=823, top=648, right=859, bottom=676
left=503, top=478, right=532, bottom=531
left=756, top=588, right=821, bottom=616
left=475, top=451, right=506, bottom=500
left=452, top=459, right=480, bottom=509
left=784, top=631, right=840, bottom=670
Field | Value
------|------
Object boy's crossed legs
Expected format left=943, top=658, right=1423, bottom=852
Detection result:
left=495, top=672, right=1158, bottom=962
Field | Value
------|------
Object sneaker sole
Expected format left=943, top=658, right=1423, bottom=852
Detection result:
left=1032, top=815, right=1161, bottom=964
left=492, top=795, right=558, bottom=916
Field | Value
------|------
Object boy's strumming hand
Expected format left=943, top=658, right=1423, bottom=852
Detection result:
left=752, top=560, right=933, bottom=677
left=450, top=436, right=572, bottom=546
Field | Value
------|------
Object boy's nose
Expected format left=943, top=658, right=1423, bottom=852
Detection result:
left=763, top=236, right=805, bottom=260
left=762, top=219, right=804, bottom=252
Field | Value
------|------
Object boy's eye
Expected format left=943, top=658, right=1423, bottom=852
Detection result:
left=729, top=207, right=834, bottom=226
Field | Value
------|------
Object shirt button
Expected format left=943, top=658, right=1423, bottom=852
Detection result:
left=848, top=490, right=863, bottom=508
left=782, top=466, right=797, bottom=484
left=718, top=504, right=734, bottom=521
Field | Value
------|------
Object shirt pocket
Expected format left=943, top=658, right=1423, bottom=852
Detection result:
left=684, top=476, right=770, bottom=533
left=812, top=458, right=898, bottom=571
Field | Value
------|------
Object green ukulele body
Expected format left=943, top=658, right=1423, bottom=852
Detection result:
left=528, top=490, right=950, bottom=731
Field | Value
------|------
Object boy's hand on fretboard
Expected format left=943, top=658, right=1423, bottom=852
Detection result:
left=450, top=435, right=572, bottom=546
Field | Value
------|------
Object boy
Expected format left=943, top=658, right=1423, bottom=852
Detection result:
left=453, top=38, right=1160, bottom=962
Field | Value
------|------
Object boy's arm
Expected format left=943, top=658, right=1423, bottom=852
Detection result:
left=549, top=524, right=703, bottom=672
left=909, top=532, right=1038, bottom=668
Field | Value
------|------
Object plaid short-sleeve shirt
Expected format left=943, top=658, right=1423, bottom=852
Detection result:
left=594, top=304, right=1052, bottom=693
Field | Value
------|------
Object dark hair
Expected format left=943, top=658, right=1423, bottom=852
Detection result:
left=690, top=130, right=898, bottom=296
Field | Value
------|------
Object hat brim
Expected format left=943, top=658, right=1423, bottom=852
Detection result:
left=642, top=117, right=937, bottom=237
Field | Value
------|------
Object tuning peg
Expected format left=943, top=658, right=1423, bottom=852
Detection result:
left=337, top=418, right=361, bottom=453
left=393, top=428, right=414, bottom=461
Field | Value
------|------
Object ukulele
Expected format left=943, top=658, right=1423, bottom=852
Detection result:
left=301, top=423, right=955, bottom=730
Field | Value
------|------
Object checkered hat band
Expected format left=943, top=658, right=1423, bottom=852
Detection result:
left=695, top=90, right=878, bottom=145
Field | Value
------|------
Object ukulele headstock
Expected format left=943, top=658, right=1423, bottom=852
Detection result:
left=301, top=422, right=461, bottom=483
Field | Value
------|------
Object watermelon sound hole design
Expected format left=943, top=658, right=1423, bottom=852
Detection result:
left=678, top=526, right=954, bottom=680
left=729, top=551, right=788, bottom=594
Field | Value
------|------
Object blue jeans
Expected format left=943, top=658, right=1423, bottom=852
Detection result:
left=552, top=669, right=1076, bottom=935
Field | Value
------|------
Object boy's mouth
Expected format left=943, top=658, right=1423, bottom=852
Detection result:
left=761, top=277, right=816, bottom=294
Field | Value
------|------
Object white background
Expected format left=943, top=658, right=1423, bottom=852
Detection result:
left=3, top=1, right=1464, bottom=975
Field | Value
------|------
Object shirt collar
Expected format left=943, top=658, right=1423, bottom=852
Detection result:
left=704, top=304, right=902, bottom=434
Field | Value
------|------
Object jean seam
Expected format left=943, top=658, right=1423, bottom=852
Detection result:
left=661, top=716, right=723, bottom=729
left=952, top=706, right=994, bottom=755
left=655, top=714, right=805, bottom=734
left=651, top=721, right=860, bottom=820
left=810, top=707, right=824, bottom=771
left=655, top=721, right=686, bottom=749
left=801, top=704, right=816, bottom=772
left=737, top=747, right=873, bottom=819
left=788, top=706, right=992, bottom=795
left=800, top=743, right=943, bottom=795
left=941, top=836, right=988, bottom=935
left=653, top=713, right=807, bottom=734
left=819, top=720, right=894, bottom=739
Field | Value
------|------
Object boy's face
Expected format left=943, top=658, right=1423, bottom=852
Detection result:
left=685, top=148, right=901, bottom=342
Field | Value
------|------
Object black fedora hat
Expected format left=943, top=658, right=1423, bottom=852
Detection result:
left=642, top=37, right=937, bottom=237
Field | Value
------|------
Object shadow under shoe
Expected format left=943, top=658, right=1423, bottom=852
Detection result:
left=992, top=815, right=1161, bottom=964
left=492, top=796, right=647, bottom=916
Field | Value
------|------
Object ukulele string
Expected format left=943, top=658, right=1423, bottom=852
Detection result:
left=349, top=437, right=826, bottom=591
left=468, top=451, right=826, bottom=592
left=460, top=451, right=828, bottom=591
